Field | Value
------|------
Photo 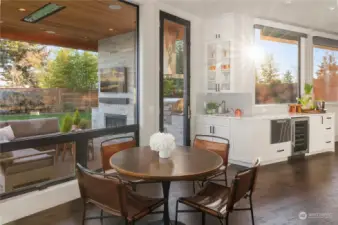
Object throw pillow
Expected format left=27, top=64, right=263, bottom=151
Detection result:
left=0, top=125, right=15, bottom=141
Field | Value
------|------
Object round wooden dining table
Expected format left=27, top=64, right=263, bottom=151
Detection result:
left=110, top=146, right=223, bottom=225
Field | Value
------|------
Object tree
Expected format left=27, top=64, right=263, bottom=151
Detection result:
left=0, top=39, right=49, bottom=87
left=316, top=53, right=338, bottom=78
left=283, top=70, right=294, bottom=83
left=258, top=54, right=280, bottom=84
left=39, top=49, right=98, bottom=91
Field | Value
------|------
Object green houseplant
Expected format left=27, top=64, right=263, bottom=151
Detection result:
left=72, top=109, right=81, bottom=129
left=60, top=114, right=73, bottom=133
left=78, top=119, right=90, bottom=130
left=297, top=83, right=314, bottom=110
left=206, top=102, right=218, bottom=114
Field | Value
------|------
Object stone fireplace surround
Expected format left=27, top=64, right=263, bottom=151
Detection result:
left=91, top=31, right=136, bottom=130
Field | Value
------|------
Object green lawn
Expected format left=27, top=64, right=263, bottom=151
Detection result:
left=0, top=112, right=91, bottom=126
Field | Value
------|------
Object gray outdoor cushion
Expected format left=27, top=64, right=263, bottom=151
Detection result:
left=1, top=118, right=60, bottom=138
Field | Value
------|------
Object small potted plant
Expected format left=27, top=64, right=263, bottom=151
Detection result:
left=72, top=109, right=81, bottom=130
left=297, top=83, right=314, bottom=111
left=60, top=114, right=73, bottom=133
left=78, top=118, right=90, bottom=130
left=206, top=102, right=218, bottom=114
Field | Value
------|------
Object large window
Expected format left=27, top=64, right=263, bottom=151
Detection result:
left=0, top=0, right=139, bottom=198
left=313, top=37, right=338, bottom=102
left=254, top=26, right=301, bottom=104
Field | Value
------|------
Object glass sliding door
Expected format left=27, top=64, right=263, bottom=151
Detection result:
left=159, top=11, right=191, bottom=146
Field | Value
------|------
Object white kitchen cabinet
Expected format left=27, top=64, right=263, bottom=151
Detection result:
left=263, top=142, right=291, bottom=163
left=195, top=123, right=213, bottom=141
left=204, top=16, right=233, bottom=42
left=309, top=114, right=335, bottom=154
left=195, top=116, right=230, bottom=139
left=206, top=41, right=231, bottom=93
left=195, top=113, right=335, bottom=167
left=309, top=115, right=324, bottom=153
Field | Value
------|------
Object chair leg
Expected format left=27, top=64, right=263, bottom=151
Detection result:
left=224, top=171, right=228, bottom=186
left=225, top=213, right=229, bottom=225
left=82, top=202, right=86, bottom=225
left=100, top=209, right=103, bottom=224
left=249, top=196, right=255, bottom=225
left=202, top=212, right=206, bottom=225
left=131, top=183, right=137, bottom=192
left=175, top=201, right=179, bottom=225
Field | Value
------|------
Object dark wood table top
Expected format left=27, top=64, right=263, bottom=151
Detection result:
left=110, top=146, right=223, bottom=181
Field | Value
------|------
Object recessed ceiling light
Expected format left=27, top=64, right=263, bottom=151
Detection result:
left=18, top=8, right=26, bottom=12
left=109, top=28, right=114, bottom=31
left=284, top=0, right=292, bottom=4
left=109, top=4, right=122, bottom=10
left=329, top=6, right=336, bottom=11
left=45, top=30, right=56, bottom=34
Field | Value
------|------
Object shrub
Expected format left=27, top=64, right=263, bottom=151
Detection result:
left=78, top=119, right=90, bottom=130
left=63, top=102, right=75, bottom=112
left=60, top=114, right=73, bottom=133
left=73, top=109, right=81, bottom=126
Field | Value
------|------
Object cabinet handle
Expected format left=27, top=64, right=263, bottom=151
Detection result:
left=215, top=84, right=218, bottom=92
left=326, top=141, right=332, bottom=143
left=326, top=127, right=332, bottom=130
left=321, top=116, right=323, bottom=124
left=327, top=117, right=332, bottom=119
left=213, top=126, right=215, bottom=134
left=210, top=126, right=212, bottom=134
left=277, top=149, right=284, bottom=153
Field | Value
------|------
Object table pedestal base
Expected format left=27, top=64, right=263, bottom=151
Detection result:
left=147, top=220, right=185, bottom=225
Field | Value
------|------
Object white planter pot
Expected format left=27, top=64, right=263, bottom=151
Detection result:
left=159, top=150, right=171, bottom=159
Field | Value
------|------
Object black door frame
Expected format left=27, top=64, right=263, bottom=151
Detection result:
left=159, top=11, right=191, bottom=146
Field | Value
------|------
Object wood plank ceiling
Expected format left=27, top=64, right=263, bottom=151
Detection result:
left=0, top=0, right=137, bottom=51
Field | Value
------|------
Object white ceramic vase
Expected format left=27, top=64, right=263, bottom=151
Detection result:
left=159, top=149, right=171, bottom=159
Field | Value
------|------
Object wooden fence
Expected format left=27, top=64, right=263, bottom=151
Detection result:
left=0, top=88, right=98, bottom=112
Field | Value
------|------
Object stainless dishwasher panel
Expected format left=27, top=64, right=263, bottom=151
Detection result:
left=271, top=119, right=291, bottom=144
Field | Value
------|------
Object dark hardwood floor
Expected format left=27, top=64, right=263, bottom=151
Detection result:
left=9, top=149, right=338, bottom=225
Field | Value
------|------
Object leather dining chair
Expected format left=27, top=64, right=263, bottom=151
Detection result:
left=175, top=158, right=261, bottom=225
left=192, top=134, right=230, bottom=193
left=76, top=163, right=164, bottom=225
left=100, top=136, right=147, bottom=191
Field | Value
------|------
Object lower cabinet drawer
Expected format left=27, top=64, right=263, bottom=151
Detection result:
left=265, top=142, right=291, bottom=162
left=323, top=140, right=334, bottom=150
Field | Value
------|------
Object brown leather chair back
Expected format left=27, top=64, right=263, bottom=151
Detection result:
left=227, top=158, right=260, bottom=211
left=193, top=135, right=230, bottom=165
left=76, top=163, right=128, bottom=217
left=100, top=137, right=136, bottom=172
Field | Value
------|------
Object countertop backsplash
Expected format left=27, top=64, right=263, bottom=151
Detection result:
left=197, top=93, right=252, bottom=116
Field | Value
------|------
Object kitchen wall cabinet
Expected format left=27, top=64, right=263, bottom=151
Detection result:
left=206, top=41, right=231, bottom=92
left=203, top=14, right=252, bottom=94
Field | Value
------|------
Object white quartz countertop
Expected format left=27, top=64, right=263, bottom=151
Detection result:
left=198, top=112, right=334, bottom=120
